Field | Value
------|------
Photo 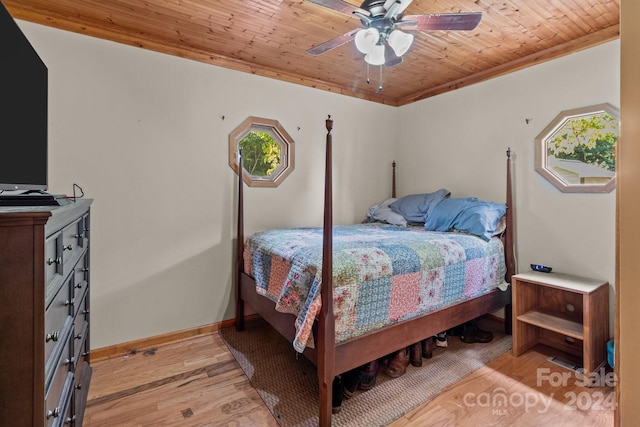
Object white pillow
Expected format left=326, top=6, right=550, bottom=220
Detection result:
left=367, top=198, right=408, bottom=227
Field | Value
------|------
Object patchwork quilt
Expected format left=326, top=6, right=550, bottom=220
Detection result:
left=244, top=223, right=507, bottom=353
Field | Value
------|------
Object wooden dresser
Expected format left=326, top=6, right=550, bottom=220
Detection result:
left=0, top=199, right=93, bottom=426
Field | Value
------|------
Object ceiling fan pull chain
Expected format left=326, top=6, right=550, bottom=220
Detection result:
left=378, top=65, right=383, bottom=92
left=366, top=62, right=370, bottom=85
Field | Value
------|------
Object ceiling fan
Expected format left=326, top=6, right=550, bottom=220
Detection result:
left=306, top=0, right=482, bottom=67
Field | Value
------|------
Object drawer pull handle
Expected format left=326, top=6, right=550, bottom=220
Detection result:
left=65, top=298, right=75, bottom=307
left=65, top=357, right=76, bottom=369
left=46, top=407, right=61, bottom=419
left=65, top=415, right=76, bottom=425
left=75, top=332, right=83, bottom=340
left=75, top=383, right=83, bottom=390
left=75, top=282, right=83, bottom=289
left=47, top=257, right=62, bottom=265
left=45, top=331, right=60, bottom=342
left=64, top=244, right=73, bottom=251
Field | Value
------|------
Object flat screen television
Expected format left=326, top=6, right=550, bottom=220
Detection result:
left=0, top=1, right=48, bottom=193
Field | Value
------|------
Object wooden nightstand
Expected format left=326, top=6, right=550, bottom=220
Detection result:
left=512, top=271, right=609, bottom=377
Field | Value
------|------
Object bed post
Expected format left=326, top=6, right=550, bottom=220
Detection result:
left=318, top=116, right=336, bottom=426
left=504, top=148, right=515, bottom=334
left=392, top=160, right=397, bottom=198
left=235, top=150, right=245, bottom=331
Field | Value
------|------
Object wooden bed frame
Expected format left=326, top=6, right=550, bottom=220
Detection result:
left=234, top=116, right=515, bottom=426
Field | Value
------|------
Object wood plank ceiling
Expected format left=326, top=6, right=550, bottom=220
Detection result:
left=4, top=0, right=620, bottom=106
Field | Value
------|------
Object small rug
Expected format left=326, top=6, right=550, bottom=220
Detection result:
left=219, top=319, right=512, bottom=427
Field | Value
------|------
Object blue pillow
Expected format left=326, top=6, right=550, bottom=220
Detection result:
left=425, top=197, right=507, bottom=241
left=389, top=189, right=450, bottom=223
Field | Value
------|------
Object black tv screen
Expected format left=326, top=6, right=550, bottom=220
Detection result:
left=0, top=1, right=48, bottom=192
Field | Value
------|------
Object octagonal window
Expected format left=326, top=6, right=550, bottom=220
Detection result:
left=229, top=117, right=295, bottom=187
left=535, top=103, right=618, bottom=193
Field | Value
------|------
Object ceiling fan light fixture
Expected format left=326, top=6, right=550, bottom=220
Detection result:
left=384, top=45, right=403, bottom=66
left=387, top=29, right=414, bottom=57
left=355, top=27, right=380, bottom=54
left=365, top=43, right=386, bottom=65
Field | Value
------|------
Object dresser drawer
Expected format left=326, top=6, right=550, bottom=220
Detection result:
left=73, top=320, right=89, bottom=368
left=61, top=394, right=74, bottom=427
left=72, top=252, right=89, bottom=304
left=44, top=317, right=72, bottom=390
left=45, top=231, right=64, bottom=304
left=75, top=289, right=90, bottom=324
left=80, top=213, right=90, bottom=247
left=73, top=360, right=91, bottom=425
left=44, top=275, right=73, bottom=374
left=45, top=370, right=73, bottom=427
left=61, top=217, right=86, bottom=273
left=45, top=331, right=73, bottom=423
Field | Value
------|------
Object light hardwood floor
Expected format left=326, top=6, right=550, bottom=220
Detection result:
left=84, top=331, right=614, bottom=427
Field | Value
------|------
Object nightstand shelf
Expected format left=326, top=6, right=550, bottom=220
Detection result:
left=512, top=271, right=609, bottom=378
left=517, top=309, right=584, bottom=340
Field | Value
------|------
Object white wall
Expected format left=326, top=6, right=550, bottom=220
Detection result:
left=19, top=21, right=399, bottom=349
left=397, top=41, right=619, bottom=330
left=19, top=20, right=618, bottom=348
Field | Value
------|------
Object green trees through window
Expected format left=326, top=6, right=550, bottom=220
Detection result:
left=239, top=131, right=282, bottom=177
left=535, top=103, right=618, bottom=193
left=547, top=112, right=618, bottom=172
left=228, top=117, right=295, bottom=188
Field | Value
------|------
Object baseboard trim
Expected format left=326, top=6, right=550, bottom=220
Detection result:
left=91, top=315, right=260, bottom=362
left=92, top=312, right=505, bottom=361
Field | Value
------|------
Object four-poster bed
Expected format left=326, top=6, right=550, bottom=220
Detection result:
left=234, top=116, right=515, bottom=426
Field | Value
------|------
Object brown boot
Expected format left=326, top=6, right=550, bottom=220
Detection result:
left=421, top=337, right=434, bottom=359
left=410, top=342, right=422, bottom=367
left=384, top=347, right=410, bottom=378
left=358, top=360, right=379, bottom=390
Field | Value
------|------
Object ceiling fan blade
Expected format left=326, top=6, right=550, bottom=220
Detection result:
left=306, top=0, right=368, bottom=17
left=306, top=28, right=360, bottom=56
left=383, top=0, right=414, bottom=20
left=398, top=12, right=482, bottom=31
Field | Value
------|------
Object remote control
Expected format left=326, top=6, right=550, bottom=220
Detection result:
left=530, top=264, right=552, bottom=273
